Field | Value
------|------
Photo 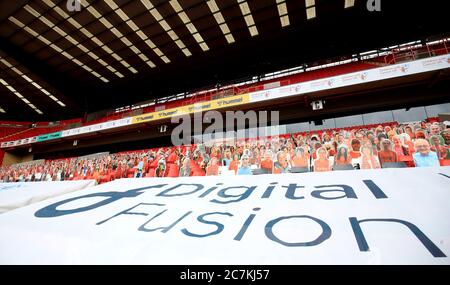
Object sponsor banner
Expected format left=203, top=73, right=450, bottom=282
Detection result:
left=421, top=56, right=450, bottom=67
left=1, top=118, right=132, bottom=147
left=249, top=54, right=450, bottom=103
left=101, top=118, right=132, bottom=130
left=132, top=113, right=155, bottom=124
left=1, top=137, right=37, bottom=148
left=155, top=107, right=187, bottom=120
left=61, top=118, right=132, bottom=138
left=36, top=132, right=62, bottom=142
left=310, top=78, right=336, bottom=88
left=379, top=64, right=409, bottom=76
left=211, top=94, right=249, bottom=110
left=131, top=94, right=250, bottom=124
left=132, top=107, right=186, bottom=124
left=0, top=180, right=96, bottom=214
left=341, top=71, right=369, bottom=83
left=249, top=86, right=299, bottom=102
left=0, top=167, right=449, bottom=264
left=185, top=102, right=213, bottom=114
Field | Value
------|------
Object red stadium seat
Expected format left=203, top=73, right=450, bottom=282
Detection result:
left=192, top=169, right=205, bottom=176
left=166, top=164, right=179, bottom=177
left=99, top=174, right=111, bottom=184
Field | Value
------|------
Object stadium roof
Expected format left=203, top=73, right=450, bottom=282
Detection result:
left=0, top=0, right=448, bottom=121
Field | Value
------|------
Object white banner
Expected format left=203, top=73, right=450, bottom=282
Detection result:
left=61, top=117, right=132, bottom=138
left=250, top=54, right=450, bottom=103
left=0, top=167, right=449, bottom=264
left=0, top=180, right=97, bottom=214
left=1, top=136, right=37, bottom=148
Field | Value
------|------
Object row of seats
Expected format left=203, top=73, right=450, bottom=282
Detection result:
left=0, top=127, right=29, bottom=140
left=0, top=126, right=64, bottom=143
left=82, top=61, right=380, bottom=125
left=2, top=119, right=449, bottom=184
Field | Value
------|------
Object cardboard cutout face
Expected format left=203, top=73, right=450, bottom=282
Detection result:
left=237, top=155, right=249, bottom=170
left=360, top=145, right=381, bottom=169
left=313, top=147, right=330, bottom=172
left=442, top=131, right=450, bottom=145
left=430, top=125, right=441, bottom=136
left=414, top=139, right=431, bottom=156
left=429, top=135, right=445, bottom=147
left=361, top=146, right=372, bottom=157
left=415, top=131, right=426, bottom=139
left=351, top=139, right=361, bottom=152
left=381, top=139, right=393, bottom=151
left=277, top=152, right=288, bottom=168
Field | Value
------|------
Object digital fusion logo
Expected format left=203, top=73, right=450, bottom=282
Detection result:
left=33, top=179, right=446, bottom=257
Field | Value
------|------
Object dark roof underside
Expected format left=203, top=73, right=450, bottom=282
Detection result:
left=0, top=0, right=448, bottom=121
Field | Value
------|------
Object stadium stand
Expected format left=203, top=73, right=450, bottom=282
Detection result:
left=63, top=60, right=383, bottom=127
left=1, top=38, right=447, bottom=148
left=1, top=120, right=449, bottom=184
